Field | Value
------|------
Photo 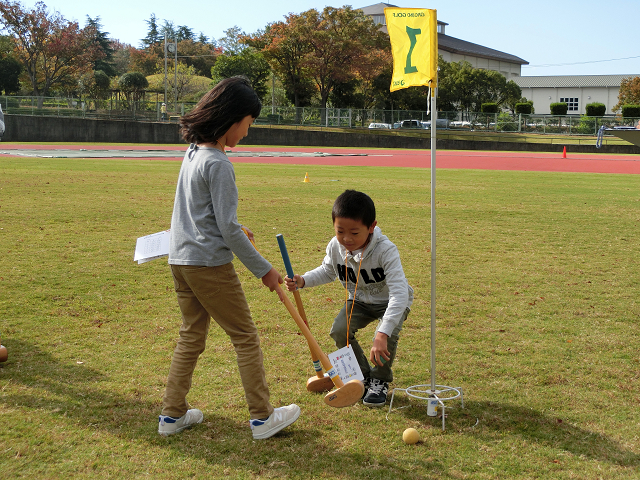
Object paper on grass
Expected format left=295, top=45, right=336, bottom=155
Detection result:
left=327, top=345, right=364, bottom=383
left=134, top=229, right=170, bottom=264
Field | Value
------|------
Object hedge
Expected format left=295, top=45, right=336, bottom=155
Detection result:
left=585, top=103, right=606, bottom=116
left=480, top=103, right=498, bottom=113
left=621, top=105, right=640, bottom=118
left=550, top=102, right=568, bottom=115
left=515, top=102, right=533, bottom=114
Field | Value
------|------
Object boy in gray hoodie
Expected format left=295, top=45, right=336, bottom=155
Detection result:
left=285, top=190, right=413, bottom=407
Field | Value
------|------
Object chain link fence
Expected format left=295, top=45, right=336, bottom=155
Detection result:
left=1, top=96, right=637, bottom=136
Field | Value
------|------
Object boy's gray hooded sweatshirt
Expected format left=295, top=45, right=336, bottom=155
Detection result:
left=301, top=226, right=413, bottom=337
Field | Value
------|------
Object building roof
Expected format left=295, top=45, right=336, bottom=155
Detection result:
left=358, top=3, right=526, bottom=66
left=438, top=34, right=528, bottom=65
left=512, top=74, right=639, bottom=88
left=360, top=3, right=448, bottom=29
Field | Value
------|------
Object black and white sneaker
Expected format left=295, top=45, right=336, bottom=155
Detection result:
left=363, top=378, right=388, bottom=407
left=361, top=377, right=371, bottom=399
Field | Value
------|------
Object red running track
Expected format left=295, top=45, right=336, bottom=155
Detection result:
left=1, top=144, right=638, bottom=174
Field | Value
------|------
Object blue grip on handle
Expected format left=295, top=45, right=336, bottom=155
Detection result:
left=276, top=234, right=295, bottom=279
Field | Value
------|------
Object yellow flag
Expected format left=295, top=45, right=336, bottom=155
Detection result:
left=384, top=8, right=438, bottom=92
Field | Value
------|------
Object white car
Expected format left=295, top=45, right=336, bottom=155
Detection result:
left=368, top=122, right=392, bottom=129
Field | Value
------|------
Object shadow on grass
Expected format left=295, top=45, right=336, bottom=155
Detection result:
left=2, top=340, right=444, bottom=479
left=388, top=393, right=640, bottom=468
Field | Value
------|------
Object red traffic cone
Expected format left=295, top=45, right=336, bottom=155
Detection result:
left=562, top=146, right=567, bottom=158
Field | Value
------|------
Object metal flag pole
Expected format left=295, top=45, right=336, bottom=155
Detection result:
left=430, top=84, right=437, bottom=394
left=384, top=6, right=464, bottom=430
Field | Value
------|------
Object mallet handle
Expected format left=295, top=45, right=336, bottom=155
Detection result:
left=277, top=234, right=325, bottom=379
left=279, top=288, right=344, bottom=388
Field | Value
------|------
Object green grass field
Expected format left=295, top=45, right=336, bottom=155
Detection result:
left=1, top=153, right=639, bottom=479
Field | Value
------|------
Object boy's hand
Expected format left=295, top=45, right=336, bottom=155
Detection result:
left=284, top=274, right=304, bottom=292
left=370, top=331, right=390, bottom=367
left=262, top=267, right=285, bottom=302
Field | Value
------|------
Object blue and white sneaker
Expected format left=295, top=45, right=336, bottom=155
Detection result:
left=250, top=404, right=301, bottom=439
left=158, top=408, right=203, bottom=436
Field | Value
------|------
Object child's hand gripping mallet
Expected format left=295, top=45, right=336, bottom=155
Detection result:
left=276, top=234, right=334, bottom=393
left=242, top=228, right=362, bottom=406
left=277, top=285, right=364, bottom=407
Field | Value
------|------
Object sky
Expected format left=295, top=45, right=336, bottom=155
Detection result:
left=13, top=0, right=640, bottom=77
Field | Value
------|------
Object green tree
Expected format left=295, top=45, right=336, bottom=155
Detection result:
left=613, top=76, right=640, bottom=112
left=141, top=13, right=161, bottom=48
left=110, top=40, right=132, bottom=76
left=301, top=6, right=388, bottom=111
left=176, top=39, right=219, bottom=78
left=176, top=25, right=194, bottom=42
left=246, top=14, right=315, bottom=108
left=218, top=26, right=246, bottom=55
left=437, top=59, right=521, bottom=115
left=78, top=69, right=110, bottom=99
left=86, top=16, right=116, bottom=77
left=211, top=48, right=270, bottom=100
left=0, top=55, right=21, bottom=93
left=118, top=71, right=148, bottom=105
left=0, top=34, right=21, bottom=94
left=0, top=0, right=102, bottom=100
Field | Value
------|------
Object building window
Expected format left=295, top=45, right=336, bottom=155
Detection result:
left=560, top=97, right=579, bottom=111
left=372, top=14, right=385, bottom=26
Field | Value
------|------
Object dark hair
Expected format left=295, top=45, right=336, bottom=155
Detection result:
left=332, top=190, right=376, bottom=227
left=180, top=76, right=262, bottom=144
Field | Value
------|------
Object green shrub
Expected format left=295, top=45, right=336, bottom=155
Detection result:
left=497, top=112, right=517, bottom=132
left=621, top=104, right=640, bottom=118
left=575, top=115, right=598, bottom=135
left=481, top=102, right=499, bottom=113
left=515, top=102, right=533, bottom=114
left=585, top=102, right=606, bottom=116
left=550, top=102, right=568, bottom=115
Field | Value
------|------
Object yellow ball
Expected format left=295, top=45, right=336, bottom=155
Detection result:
left=402, top=427, right=420, bottom=444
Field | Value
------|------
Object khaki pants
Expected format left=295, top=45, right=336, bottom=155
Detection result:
left=329, top=300, right=408, bottom=383
left=162, top=263, right=274, bottom=420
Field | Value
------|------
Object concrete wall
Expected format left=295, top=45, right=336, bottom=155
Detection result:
left=2, top=114, right=183, bottom=144
left=3, top=114, right=638, bottom=154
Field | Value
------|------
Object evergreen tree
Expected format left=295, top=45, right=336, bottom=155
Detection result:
left=141, top=13, right=161, bottom=48
left=86, top=16, right=116, bottom=77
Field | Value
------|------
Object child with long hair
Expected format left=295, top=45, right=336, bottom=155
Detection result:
left=159, top=76, right=300, bottom=439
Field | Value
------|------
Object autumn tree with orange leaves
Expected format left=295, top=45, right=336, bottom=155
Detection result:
left=0, top=0, right=102, bottom=101
left=613, top=76, right=640, bottom=112
left=248, top=6, right=389, bottom=112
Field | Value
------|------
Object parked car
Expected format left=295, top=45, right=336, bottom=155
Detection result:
left=449, top=120, right=471, bottom=128
left=397, top=119, right=422, bottom=129
left=422, top=119, right=450, bottom=130
left=368, top=122, right=392, bottom=129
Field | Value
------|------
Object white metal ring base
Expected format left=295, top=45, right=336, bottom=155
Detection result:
left=387, top=384, right=463, bottom=431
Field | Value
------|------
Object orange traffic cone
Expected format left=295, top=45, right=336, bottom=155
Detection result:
left=562, top=146, right=567, bottom=158
left=303, top=172, right=310, bottom=183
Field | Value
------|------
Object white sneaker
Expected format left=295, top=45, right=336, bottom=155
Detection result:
left=250, top=404, right=301, bottom=440
left=158, top=409, right=204, bottom=436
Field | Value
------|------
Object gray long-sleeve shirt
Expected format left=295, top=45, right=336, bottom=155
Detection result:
left=301, top=226, right=413, bottom=336
left=168, top=145, right=272, bottom=278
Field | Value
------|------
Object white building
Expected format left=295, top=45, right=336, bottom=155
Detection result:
left=512, top=75, right=636, bottom=115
